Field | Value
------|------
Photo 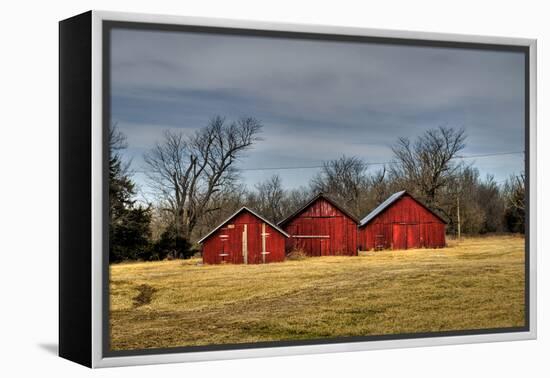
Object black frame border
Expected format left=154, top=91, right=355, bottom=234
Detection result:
left=59, top=11, right=93, bottom=367
left=101, top=20, right=531, bottom=359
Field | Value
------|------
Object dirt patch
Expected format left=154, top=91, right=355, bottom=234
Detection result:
left=133, top=284, right=157, bottom=307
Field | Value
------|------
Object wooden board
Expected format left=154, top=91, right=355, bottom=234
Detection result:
left=202, top=210, right=286, bottom=264
left=359, top=194, right=446, bottom=251
left=283, top=197, right=357, bottom=256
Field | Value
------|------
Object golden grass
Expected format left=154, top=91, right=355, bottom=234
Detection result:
left=109, top=235, right=525, bottom=351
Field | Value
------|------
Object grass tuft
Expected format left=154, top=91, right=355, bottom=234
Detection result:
left=286, top=248, right=308, bottom=261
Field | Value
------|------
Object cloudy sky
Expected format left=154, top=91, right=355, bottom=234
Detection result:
left=110, top=28, right=525, bottom=197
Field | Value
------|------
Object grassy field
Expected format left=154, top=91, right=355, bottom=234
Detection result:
left=109, top=235, right=525, bottom=351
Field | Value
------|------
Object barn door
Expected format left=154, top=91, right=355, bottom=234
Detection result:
left=320, top=218, right=331, bottom=256
left=246, top=223, right=260, bottom=264
left=406, top=224, right=419, bottom=249
left=392, top=224, right=420, bottom=250
left=219, top=223, right=244, bottom=263
left=320, top=238, right=329, bottom=256
left=392, top=224, right=407, bottom=250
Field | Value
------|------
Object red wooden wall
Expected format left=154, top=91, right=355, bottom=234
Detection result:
left=358, top=195, right=445, bottom=251
left=202, top=211, right=286, bottom=264
left=282, top=198, right=358, bottom=256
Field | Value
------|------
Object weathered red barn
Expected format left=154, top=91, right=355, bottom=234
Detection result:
left=278, top=193, right=359, bottom=256
left=358, top=191, right=446, bottom=251
left=198, top=207, right=289, bottom=264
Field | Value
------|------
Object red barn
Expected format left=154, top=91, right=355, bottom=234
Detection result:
left=278, top=193, right=359, bottom=256
left=358, top=191, right=446, bottom=251
left=198, top=207, right=289, bottom=264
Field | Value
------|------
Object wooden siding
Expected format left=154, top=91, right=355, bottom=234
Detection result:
left=283, top=198, right=358, bottom=256
left=202, top=211, right=286, bottom=264
left=358, top=195, right=445, bottom=251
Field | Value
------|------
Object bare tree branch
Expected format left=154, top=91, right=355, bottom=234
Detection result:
left=390, top=126, right=466, bottom=213
left=144, top=116, right=263, bottom=241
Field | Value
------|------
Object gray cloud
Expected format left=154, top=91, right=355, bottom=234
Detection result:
left=111, top=28, right=525, bottom=191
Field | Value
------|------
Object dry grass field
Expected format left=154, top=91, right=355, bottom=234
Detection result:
left=109, top=235, right=525, bottom=351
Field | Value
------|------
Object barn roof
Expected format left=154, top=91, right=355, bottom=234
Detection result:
left=358, top=190, right=447, bottom=227
left=197, top=207, right=290, bottom=244
left=278, top=193, right=360, bottom=226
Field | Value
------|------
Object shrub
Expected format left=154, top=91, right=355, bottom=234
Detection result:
left=150, top=229, right=194, bottom=260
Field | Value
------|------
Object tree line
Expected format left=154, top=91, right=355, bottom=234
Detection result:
left=109, top=117, right=525, bottom=262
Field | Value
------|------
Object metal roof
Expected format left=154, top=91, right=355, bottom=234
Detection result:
left=359, top=190, right=448, bottom=227
left=197, top=206, right=290, bottom=244
left=277, top=192, right=360, bottom=226
left=359, top=190, right=406, bottom=227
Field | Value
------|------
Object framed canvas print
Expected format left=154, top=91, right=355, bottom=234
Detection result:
left=59, top=10, right=537, bottom=368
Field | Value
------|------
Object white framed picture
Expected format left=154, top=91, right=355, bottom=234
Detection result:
left=59, top=10, right=537, bottom=368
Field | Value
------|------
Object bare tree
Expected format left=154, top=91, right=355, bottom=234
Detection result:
left=196, top=185, right=247, bottom=237
left=503, top=172, right=525, bottom=233
left=310, top=155, right=369, bottom=216
left=448, top=166, right=485, bottom=235
left=109, top=122, right=127, bottom=152
left=248, top=175, right=286, bottom=222
left=366, top=167, right=390, bottom=203
left=280, top=187, right=313, bottom=219
left=477, top=175, right=505, bottom=233
left=144, top=116, right=263, bottom=242
left=390, top=126, right=466, bottom=216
